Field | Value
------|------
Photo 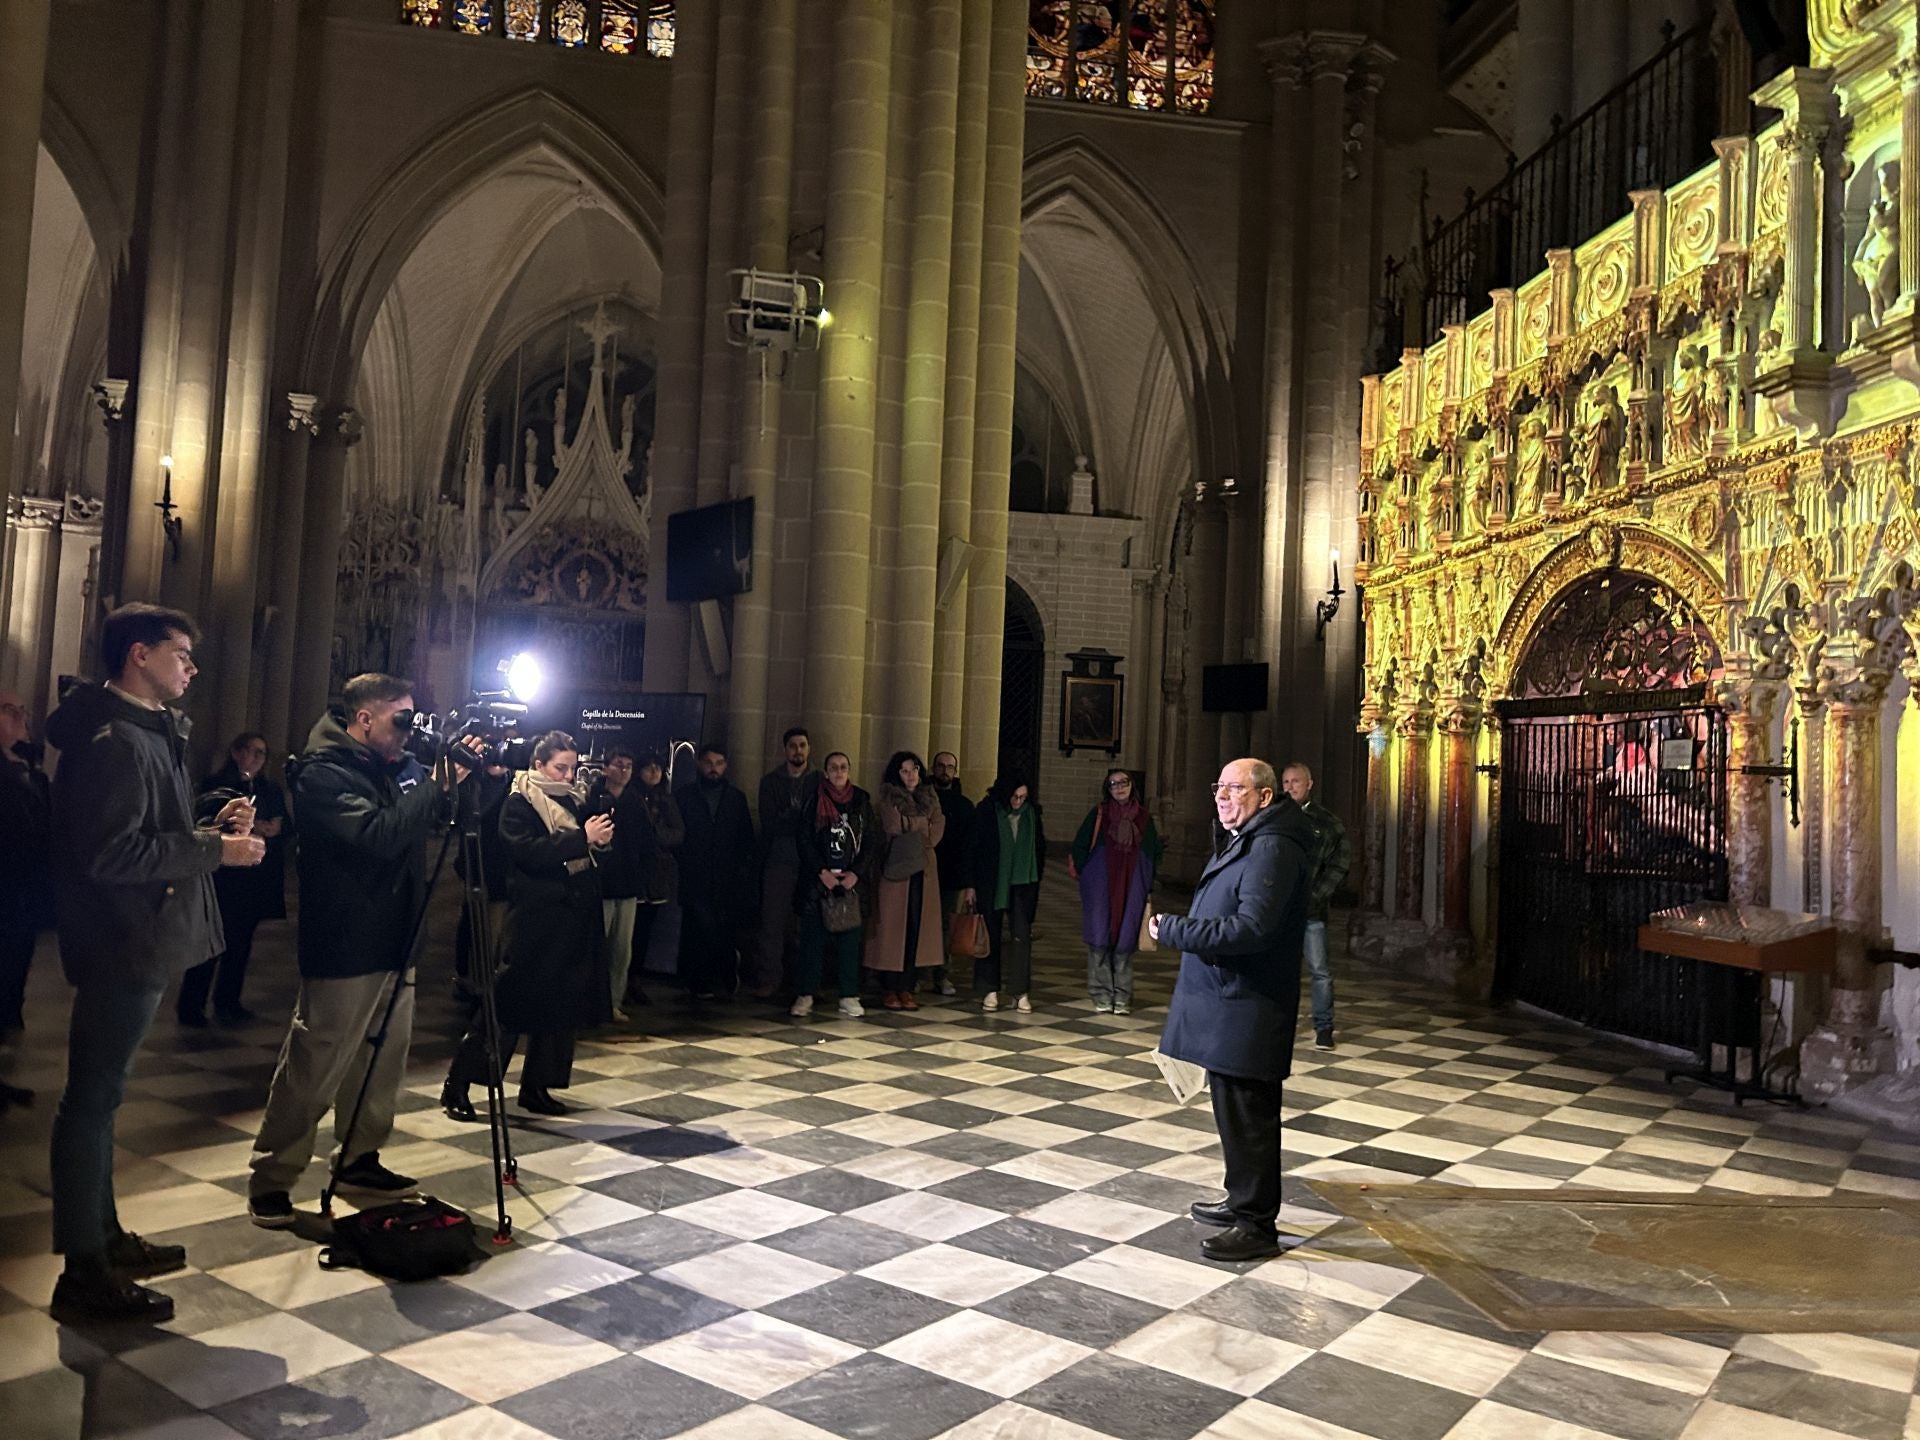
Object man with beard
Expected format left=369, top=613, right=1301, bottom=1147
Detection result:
left=746, top=727, right=815, bottom=999
left=676, top=744, right=754, bottom=1000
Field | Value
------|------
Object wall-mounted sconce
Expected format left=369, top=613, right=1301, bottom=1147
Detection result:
left=156, top=454, right=183, bottom=562
left=1314, top=546, right=1345, bottom=642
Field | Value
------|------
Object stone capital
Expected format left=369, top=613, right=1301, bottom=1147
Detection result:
left=286, top=392, right=322, bottom=437
left=12, top=495, right=63, bottom=533
left=93, top=377, right=130, bottom=427
left=1434, top=698, right=1482, bottom=736
left=1262, top=29, right=1370, bottom=88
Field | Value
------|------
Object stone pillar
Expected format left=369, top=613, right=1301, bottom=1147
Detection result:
left=1355, top=706, right=1391, bottom=917
left=1570, top=2, right=1628, bottom=116
left=929, top=0, right=991, bottom=763
left=1394, top=697, right=1433, bottom=923
left=0, top=0, right=50, bottom=525
left=805, top=0, right=893, bottom=769
left=47, top=495, right=103, bottom=701
left=640, top=0, right=718, bottom=696
left=1434, top=697, right=1481, bottom=942
left=1800, top=668, right=1898, bottom=1102
left=2, top=498, right=60, bottom=709
left=1178, top=494, right=1231, bottom=865
left=1718, top=667, right=1781, bottom=907
left=1893, top=55, right=1920, bottom=321
left=1797, top=681, right=1826, bottom=914
left=1124, top=571, right=1157, bottom=767
left=1752, top=70, right=1835, bottom=362
left=723, top=0, right=797, bottom=789
left=958, top=0, right=1028, bottom=776
left=88, top=379, right=132, bottom=660
left=884, top=0, right=962, bottom=753
left=286, top=410, right=360, bottom=736
left=1513, top=0, right=1573, bottom=154
left=261, top=394, right=321, bottom=757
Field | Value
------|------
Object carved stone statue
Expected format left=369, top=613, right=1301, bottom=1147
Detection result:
left=523, top=428, right=542, bottom=501
left=1666, top=344, right=1706, bottom=462
left=1707, top=361, right=1732, bottom=433
left=1571, top=383, right=1624, bottom=492
left=1462, top=445, right=1491, bottom=536
left=1513, top=416, right=1547, bottom=518
left=1853, top=160, right=1901, bottom=330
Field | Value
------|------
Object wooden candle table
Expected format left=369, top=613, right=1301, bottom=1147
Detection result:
left=1637, top=915, right=1836, bottom=1105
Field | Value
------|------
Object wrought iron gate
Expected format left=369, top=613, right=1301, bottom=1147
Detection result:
left=1495, top=689, right=1728, bottom=1049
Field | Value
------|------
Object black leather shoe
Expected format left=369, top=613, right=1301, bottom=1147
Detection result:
left=1190, top=1199, right=1234, bottom=1227
left=1315, top=1028, right=1335, bottom=1050
left=175, top=1009, right=208, bottom=1029
left=1201, top=1225, right=1283, bottom=1262
left=50, top=1271, right=175, bottom=1326
left=441, top=1081, right=479, bottom=1123
left=105, top=1231, right=186, bottom=1279
left=519, top=1089, right=568, bottom=1117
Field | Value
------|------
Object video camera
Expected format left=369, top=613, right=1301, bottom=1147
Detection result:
left=401, top=697, right=536, bottom=773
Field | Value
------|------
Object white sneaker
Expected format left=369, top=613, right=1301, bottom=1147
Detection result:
left=1113, top=1001, right=1131, bottom=1016
left=1015, top=994, right=1032, bottom=1013
left=837, top=997, right=865, bottom=1018
left=1092, top=999, right=1113, bottom=1013
left=611, top=1008, right=631, bottom=1024
left=939, top=978, right=958, bottom=997
left=982, top=991, right=999, bottom=1011
left=790, top=995, right=814, bottom=1018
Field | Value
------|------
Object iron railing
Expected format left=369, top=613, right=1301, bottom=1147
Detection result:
left=1419, top=20, right=1721, bottom=339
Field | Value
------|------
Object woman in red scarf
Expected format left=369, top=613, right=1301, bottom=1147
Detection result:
left=1068, top=769, right=1163, bottom=1014
left=793, top=752, right=876, bottom=1019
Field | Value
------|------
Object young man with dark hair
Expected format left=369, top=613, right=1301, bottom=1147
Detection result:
left=927, top=751, right=971, bottom=998
left=247, top=672, right=458, bottom=1227
left=43, top=604, right=265, bottom=1322
left=1280, top=761, right=1351, bottom=1049
left=747, top=725, right=816, bottom=999
left=676, top=743, right=754, bottom=1000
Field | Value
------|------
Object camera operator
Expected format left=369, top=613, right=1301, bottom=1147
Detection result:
left=442, top=730, right=612, bottom=1119
left=43, top=604, right=264, bottom=1324
left=247, top=672, right=471, bottom=1227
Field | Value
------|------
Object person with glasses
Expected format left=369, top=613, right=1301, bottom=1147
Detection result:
left=179, top=733, right=291, bottom=1027
left=1068, top=769, right=1163, bottom=1014
left=1148, top=757, right=1314, bottom=1263
left=961, top=773, right=1045, bottom=1013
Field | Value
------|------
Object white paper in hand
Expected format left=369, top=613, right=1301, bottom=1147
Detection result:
left=1150, top=1049, right=1209, bottom=1106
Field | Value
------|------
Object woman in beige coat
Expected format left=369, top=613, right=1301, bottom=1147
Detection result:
left=866, top=751, right=946, bottom=1010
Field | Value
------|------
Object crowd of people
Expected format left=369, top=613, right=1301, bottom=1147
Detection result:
left=7, top=600, right=1353, bottom=1320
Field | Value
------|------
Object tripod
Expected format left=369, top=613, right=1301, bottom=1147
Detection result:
left=317, top=771, right=517, bottom=1248
left=455, top=797, right=519, bottom=1242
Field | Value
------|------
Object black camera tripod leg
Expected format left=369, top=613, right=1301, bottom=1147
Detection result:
left=461, top=829, right=517, bottom=1245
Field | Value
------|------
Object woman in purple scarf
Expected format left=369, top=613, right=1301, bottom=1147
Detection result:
left=1068, top=769, right=1163, bottom=1014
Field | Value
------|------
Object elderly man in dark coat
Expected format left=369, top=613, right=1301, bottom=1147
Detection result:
left=1151, top=756, right=1314, bottom=1262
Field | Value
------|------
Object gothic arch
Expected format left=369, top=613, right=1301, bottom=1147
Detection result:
left=1490, top=522, right=1727, bottom=698
left=1022, top=137, right=1235, bottom=543
left=298, top=88, right=667, bottom=406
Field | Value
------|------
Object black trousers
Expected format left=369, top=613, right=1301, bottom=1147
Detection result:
left=0, top=919, right=33, bottom=1030
left=1209, top=1071, right=1284, bottom=1236
left=450, top=1024, right=575, bottom=1094
left=177, top=914, right=261, bottom=1019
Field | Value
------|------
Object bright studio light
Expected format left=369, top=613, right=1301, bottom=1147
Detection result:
left=503, top=652, right=544, bottom=704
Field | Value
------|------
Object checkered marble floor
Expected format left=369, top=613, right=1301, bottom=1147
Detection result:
left=2, top=872, right=1917, bottom=1440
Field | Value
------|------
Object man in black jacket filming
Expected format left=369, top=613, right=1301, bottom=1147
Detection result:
left=45, top=604, right=265, bottom=1324
left=247, top=672, right=457, bottom=1227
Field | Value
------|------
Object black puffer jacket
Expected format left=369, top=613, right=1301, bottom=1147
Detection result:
left=287, top=710, right=446, bottom=979
left=45, top=684, right=224, bottom=990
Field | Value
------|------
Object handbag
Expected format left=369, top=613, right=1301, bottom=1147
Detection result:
left=320, top=1197, right=477, bottom=1281
left=948, top=906, right=991, bottom=959
left=882, top=828, right=927, bottom=881
left=820, top=886, right=863, bottom=934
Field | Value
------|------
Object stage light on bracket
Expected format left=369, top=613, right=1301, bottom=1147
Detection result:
left=725, top=269, right=829, bottom=353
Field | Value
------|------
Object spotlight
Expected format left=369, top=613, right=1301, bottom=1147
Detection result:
left=501, top=652, right=544, bottom=704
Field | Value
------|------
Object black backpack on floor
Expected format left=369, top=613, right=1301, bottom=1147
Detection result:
left=320, top=1197, right=478, bottom=1281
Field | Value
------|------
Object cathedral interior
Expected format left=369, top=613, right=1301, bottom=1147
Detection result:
left=4, top=1, right=1920, bottom=1437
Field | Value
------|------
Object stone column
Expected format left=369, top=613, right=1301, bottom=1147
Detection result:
left=640, top=0, right=718, bottom=695
left=1177, top=493, right=1231, bottom=869
left=0, top=0, right=50, bottom=527
left=47, top=494, right=103, bottom=700
left=1513, top=0, right=1572, bottom=154
left=723, top=0, right=797, bottom=788
left=1718, top=666, right=1781, bottom=907
left=885, top=0, right=962, bottom=751
left=1752, top=70, right=1835, bottom=362
left=958, top=0, right=1028, bottom=775
left=1892, top=55, right=1920, bottom=321
left=88, top=379, right=131, bottom=659
left=286, top=410, right=361, bottom=736
left=1433, top=696, right=1481, bottom=950
left=929, top=0, right=992, bottom=761
left=1394, top=695, right=1434, bottom=923
left=1800, top=665, right=1898, bottom=1102
left=805, top=0, right=893, bottom=769
left=1355, top=705, right=1391, bottom=921
left=261, top=394, right=322, bottom=757
left=1797, top=680, right=1826, bottom=914
left=1125, top=571, right=1158, bottom=766
left=2, top=498, right=60, bottom=708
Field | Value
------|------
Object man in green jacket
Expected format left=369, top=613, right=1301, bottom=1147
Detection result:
left=1282, top=762, right=1351, bottom=1050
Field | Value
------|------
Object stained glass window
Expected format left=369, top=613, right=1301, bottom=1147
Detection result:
left=504, top=0, right=539, bottom=41
left=552, top=0, right=587, bottom=47
left=1026, top=0, right=1214, bottom=115
left=397, top=0, right=672, bottom=56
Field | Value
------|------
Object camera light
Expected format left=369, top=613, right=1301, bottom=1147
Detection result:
left=503, top=652, right=544, bottom=704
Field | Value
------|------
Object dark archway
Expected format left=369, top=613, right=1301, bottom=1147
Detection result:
left=998, top=580, right=1045, bottom=790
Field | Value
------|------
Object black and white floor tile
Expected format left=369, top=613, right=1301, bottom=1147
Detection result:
left=1, top=873, right=1916, bottom=1440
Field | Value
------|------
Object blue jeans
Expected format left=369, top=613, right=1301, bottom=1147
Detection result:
left=1304, top=919, right=1333, bottom=1032
left=50, top=983, right=165, bottom=1259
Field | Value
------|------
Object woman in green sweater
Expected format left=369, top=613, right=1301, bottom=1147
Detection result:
left=961, top=774, right=1046, bottom=1012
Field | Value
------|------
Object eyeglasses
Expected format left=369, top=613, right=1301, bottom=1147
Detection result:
left=1107, top=778, right=1131, bottom=790
left=1209, top=782, right=1261, bottom=798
